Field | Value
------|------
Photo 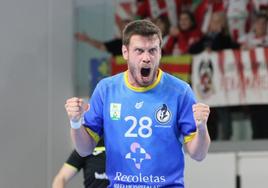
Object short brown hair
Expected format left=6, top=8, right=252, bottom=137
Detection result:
left=122, top=19, right=163, bottom=47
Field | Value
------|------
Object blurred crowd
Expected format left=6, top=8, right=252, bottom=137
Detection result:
left=76, top=0, right=268, bottom=56
left=134, top=0, right=268, bottom=55
left=75, top=0, right=268, bottom=141
left=135, top=0, right=268, bottom=141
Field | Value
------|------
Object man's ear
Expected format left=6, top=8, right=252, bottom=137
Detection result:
left=122, top=45, right=128, bottom=60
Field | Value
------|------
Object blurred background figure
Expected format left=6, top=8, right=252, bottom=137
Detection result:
left=75, top=19, right=131, bottom=56
left=163, top=10, right=202, bottom=55
left=252, top=0, right=268, bottom=16
left=189, top=11, right=239, bottom=140
left=237, top=12, right=268, bottom=139
left=189, top=11, right=239, bottom=54
left=194, top=0, right=225, bottom=34
left=135, top=0, right=192, bottom=27
left=225, top=0, right=252, bottom=42
left=74, top=32, right=121, bottom=56
left=151, top=15, right=171, bottom=46
left=238, top=13, right=268, bottom=50
left=52, top=140, right=109, bottom=188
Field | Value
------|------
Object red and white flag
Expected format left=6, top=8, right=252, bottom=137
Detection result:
left=192, top=48, right=268, bottom=107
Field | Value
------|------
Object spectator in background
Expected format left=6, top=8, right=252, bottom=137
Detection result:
left=225, top=0, right=252, bottom=42
left=252, top=0, right=268, bottom=15
left=189, top=12, right=239, bottom=140
left=189, top=11, right=239, bottom=54
left=163, top=10, right=202, bottom=55
left=238, top=13, right=268, bottom=49
left=135, top=0, right=192, bottom=27
left=151, top=15, right=171, bottom=46
left=194, top=0, right=225, bottom=34
left=194, top=0, right=254, bottom=43
left=52, top=140, right=109, bottom=188
left=75, top=19, right=131, bottom=56
left=75, top=32, right=122, bottom=56
left=238, top=12, right=268, bottom=139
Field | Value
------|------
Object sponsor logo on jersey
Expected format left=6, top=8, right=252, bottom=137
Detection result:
left=135, top=101, right=144, bottom=109
left=155, top=104, right=171, bottom=124
left=114, top=172, right=166, bottom=184
left=125, top=142, right=151, bottom=169
left=110, top=103, right=121, bottom=120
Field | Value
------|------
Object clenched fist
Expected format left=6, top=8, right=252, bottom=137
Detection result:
left=65, top=97, right=89, bottom=122
left=192, top=103, right=210, bottom=129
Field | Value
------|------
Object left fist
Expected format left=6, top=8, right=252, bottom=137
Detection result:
left=192, top=103, right=210, bottom=127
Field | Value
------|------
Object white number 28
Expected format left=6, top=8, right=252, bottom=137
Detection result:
left=124, top=116, right=152, bottom=138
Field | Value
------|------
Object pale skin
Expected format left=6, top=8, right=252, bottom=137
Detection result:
left=75, top=32, right=107, bottom=52
left=66, top=98, right=96, bottom=157
left=52, top=164, right=77, bottom=188
left=65, top=34, right=211, bottom=160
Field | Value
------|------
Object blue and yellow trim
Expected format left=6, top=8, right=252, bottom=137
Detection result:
left=124, top=69, right=163, bottom=92
left=85, top=127, right=100, bottom=143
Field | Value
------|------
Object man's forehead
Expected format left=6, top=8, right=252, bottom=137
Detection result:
left=129, top=34, right=160, bottom=46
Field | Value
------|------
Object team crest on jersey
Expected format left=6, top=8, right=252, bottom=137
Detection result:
left=155, top=104, right=171, bottom=124
left=110, top=103, right=121, bottom=120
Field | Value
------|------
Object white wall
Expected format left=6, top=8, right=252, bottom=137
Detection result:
left=239, top=152, right=268, bottom=188
left=185, top=153, right=236, bottom=188
left=185, top=151, right=268, bottom=188
left=0, top=0, right=74, bottom=187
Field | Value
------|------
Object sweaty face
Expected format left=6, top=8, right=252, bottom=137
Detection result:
left=122, top=34, right=161, bottom=87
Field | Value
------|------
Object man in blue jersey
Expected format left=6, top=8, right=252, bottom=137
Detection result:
left=65, top=19, right=211, bottom=188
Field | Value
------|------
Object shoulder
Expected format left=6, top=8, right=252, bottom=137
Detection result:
left=161, top=71, right=190, bottom=92
left=97, top=73, right=124, bottom=89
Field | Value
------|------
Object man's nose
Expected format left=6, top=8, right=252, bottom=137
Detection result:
left=142, top=52, right=150, bottom=63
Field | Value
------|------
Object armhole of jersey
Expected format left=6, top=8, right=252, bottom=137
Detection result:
left=184, top=132, right=197, bottom=143
left=64, top=163, right=78, bottom=172
left=85, top=127, right=100, bottom=143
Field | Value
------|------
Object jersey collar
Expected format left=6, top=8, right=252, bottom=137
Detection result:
left=124, top=69, right=163, bottom=92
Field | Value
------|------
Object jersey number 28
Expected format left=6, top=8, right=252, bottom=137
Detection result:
left=124, top=116, right=152, bottom=138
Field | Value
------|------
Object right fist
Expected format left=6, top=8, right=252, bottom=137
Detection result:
left=65, top=97, right=89, bottom=122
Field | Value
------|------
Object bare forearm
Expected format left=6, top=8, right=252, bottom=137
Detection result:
left=186, top=125, right=211, bottom=161
left=70, top=126, right=96, bottom=157
left=52, top=176, right=65, bottom=188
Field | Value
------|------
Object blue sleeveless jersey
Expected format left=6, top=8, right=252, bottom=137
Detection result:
left=83, top=70, right=197, bottom=188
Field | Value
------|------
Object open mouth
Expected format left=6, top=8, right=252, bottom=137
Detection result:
left=141, top=68, right=151, bottom=77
